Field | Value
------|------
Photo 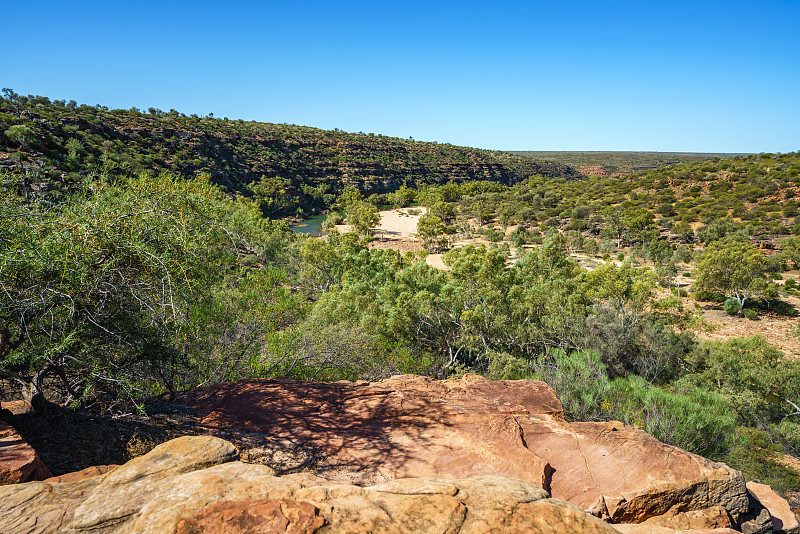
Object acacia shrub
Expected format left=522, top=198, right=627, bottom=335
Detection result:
left=609, top=376, right=736, bottom=458
left=0, top=172, right=237, bottom=409
left=682, top=336, right=800, bottom=429
left=532, top=349, right=611, bottom=422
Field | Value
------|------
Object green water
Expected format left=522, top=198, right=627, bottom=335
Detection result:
left=289, top=214, right=328, bottom=236
left=288, top=203, right=419, bottom=236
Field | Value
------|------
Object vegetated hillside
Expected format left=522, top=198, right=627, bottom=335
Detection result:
left=440, top=152, right=800, bottom=249
left=2, top=90, right=800, bottom=503
left=0, top=89, right=580, bottom=216
left=511, top=150, right=745, bottom=177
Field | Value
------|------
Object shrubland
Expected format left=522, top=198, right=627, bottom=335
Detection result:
left=1, top=89, right=799, bottom=493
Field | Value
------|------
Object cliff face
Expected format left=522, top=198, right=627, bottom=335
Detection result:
left=0, top=96, right=581, bottom=211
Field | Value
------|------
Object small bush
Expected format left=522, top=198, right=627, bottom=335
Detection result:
left=486, top=228, right=504, bottom=242
left=617, top=252, right=625, bottom=261
left=768, top=299, right=798, bottom=317
left=744, top=308, right=759, bottom=320
left=321, top=211, right=344, bottom=229
left=723, top=298, right=740, bottom=315
left=694, top=288, right=726, bottom=302
left=533, top=349, right=611, bottom=422
left=775, top=419, right=800, bottom=451
left=609, top=376, right=736, bottom=458
left=508, top=227, right=528, bottom=247
left=486, top=351, right=530, bottom=380
left=671, top=287, right=689, bottom=298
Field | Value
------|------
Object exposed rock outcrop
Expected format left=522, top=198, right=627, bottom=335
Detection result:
left=44, top=464, right=118, bottom=484
left=0, top=420, right=52, bottom=485
left=747, top=482, right=800, bottom=534
left=0, top=435, right=621, bottom=533
left=2, top=374, right=791, bottom=533
left=176, top=374, right=750, bottom=524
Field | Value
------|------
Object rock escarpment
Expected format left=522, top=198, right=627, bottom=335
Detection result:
left=0, top=435, right=620, bottom=533
left=177, top=374, right=751, bottom=525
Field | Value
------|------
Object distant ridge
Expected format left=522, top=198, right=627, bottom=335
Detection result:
left=0, top=90, right=581, bottom=215
left=510, top=151, right=748, bottom=177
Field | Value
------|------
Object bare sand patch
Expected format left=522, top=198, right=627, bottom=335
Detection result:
left=425, top=254, right=448, bottom=270
left=368, top=207, right=427, bottom=253
left=376, top=207, right=427, bottom=237
left=698, top=305, right=800, bottom=357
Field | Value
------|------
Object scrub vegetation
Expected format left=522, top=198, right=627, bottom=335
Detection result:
left=1, top=90, right=799, bottom=494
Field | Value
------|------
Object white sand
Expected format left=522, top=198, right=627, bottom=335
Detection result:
left=374, top=207, right=427, bottom=239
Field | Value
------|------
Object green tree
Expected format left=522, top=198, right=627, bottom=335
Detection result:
left=335, top=186, right=364, bottom=213
left=696, top=217, right=741, bottom=245
left=583, top=238, right=599, bottom=257
left=0, top=172, right=235, bottom=409
left=624, top=208, right=655, bottom=244
left=583, top=261, right=656, bottom=328
left=347, top=201, right=380, bottom=236
left=416, top=212, right=449, bottom=252
left=428, top=201, right=455, bottom=223
left=672, top=221, right=693, bottom=243
left=4, top=125, right=36, bottom=148
left=249, top=176, right=297, bottom=215
left=387, top=184, right=415, bottom=208
left=693, top=237, right=775, bottom=314
left=601, top=206, right=626, bottom=249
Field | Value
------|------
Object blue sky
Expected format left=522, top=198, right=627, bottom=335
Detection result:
left=4, top=1, right=798, bottom=152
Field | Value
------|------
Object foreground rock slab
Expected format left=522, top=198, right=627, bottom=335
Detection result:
left=0, top=420, right=52, bottom=485
left=176, top=374, right=749, bottom=524
left=518, top=417, right=749, bottom=523
left=0, top=435, right=622, bottom=534
left=747, top=482, right=800, bottom=534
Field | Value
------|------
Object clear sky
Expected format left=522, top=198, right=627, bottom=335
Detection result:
left=3, top=0, right=798, bottom=152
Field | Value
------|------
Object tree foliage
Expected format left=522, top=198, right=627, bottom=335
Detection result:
left=693, top=237, right=775, bottom=314
left=0, top=173, right=237, bottom=408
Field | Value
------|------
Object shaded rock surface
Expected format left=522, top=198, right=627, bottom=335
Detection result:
left=176, top=374, right=750, bottom=524
left=747, top=482, right=800, bottom=534
left=0, top=420, right=52, bottom=485
left=0, top=435, right=622, bottom=533
left=642, top=506, right=732, bottom=530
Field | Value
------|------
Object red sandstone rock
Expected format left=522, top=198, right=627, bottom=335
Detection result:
left=747, top=481, right=800, bottom=534
left=616, top=525, right=741, bottom=534
left=176, top=374, right=749, bottom=524
left=642, top=505, right=732, bottom=530
left=518, top=416, right=748, bottom=522
left=0, top=436, right=621, bottom=534
left=0, top=400, right=33, bottom=415
left=176, top=498, right=326, bottom=534
left=0, top=421, right=52, bottom=485
left=178, top=373, right=559, bottom=489
left=45, top=464, right=118, bottom=484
